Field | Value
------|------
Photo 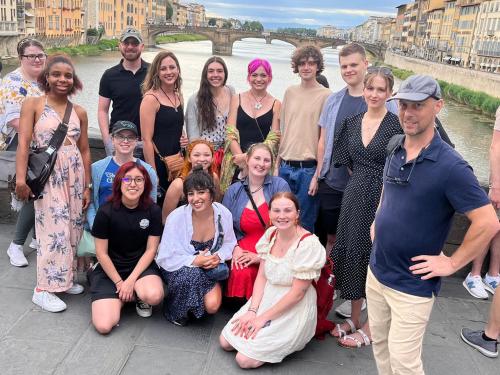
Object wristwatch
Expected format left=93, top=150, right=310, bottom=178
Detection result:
left=85, top=183, right=93, bottom=190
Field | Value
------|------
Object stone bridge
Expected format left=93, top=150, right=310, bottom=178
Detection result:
left=142, top=25, right=387, bottom=59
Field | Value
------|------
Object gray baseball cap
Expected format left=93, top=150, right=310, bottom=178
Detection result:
left=112, top=120, right=138, bottom=135
left=120, top=28, right=143, bottom=43
left=390, top=74, right=442, bottom=102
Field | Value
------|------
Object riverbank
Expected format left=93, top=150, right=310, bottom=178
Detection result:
left=383, top=51, right=500, bottom=117
left=376, top=61, right=500, bottom=118
left=44, top=34, right=207, bottom=57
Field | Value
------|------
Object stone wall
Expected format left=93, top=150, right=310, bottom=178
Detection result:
left=385, top=51, right=500, bottom=98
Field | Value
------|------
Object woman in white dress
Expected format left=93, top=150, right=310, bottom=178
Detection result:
left=219, top=191, right=326, bottom=369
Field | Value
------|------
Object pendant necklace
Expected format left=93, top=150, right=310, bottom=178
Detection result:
left=250, top=184, right=264, bottom=194
left=250, top=91, right=267, bottom=110
left=160, top=86, right=178, bottom=112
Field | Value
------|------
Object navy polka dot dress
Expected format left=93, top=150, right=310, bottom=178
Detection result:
left=330, top=111, right=402, bottom=300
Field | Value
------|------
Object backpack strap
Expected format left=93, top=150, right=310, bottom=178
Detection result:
left=386, top=134, right=405, bottom=157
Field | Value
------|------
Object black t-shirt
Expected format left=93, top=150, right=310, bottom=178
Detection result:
left=98, top=59, right=150, bottom=136
left=91, top=201, right=162, bottom=270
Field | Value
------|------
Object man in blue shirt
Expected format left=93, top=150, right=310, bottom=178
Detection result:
left=367, top=75, right=499, bottom=374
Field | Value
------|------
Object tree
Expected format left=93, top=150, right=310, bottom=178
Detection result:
left=208, top=18, right=217, bottom=27
left=222, top=20, right=232, bottom=29
left=166, top=1, right=173, bottom=20
left=242, top=20, right=264, bottom=32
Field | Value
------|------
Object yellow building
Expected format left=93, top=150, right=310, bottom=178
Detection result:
left=84, top=0, right=115, bottom=37
left=424, top=1, right=446, bottom=60
left=34, top=0, right=83, bottom=39
left=454, top=0, right=484, bottom=67
left=146, top=0, right=167, bottom=24
left=175, top=3, right=188, bottom=26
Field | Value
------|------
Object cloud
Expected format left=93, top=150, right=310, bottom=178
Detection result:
left=202, top=2, right=394, bottom=18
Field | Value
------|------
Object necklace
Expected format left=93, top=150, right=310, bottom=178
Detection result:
left=160, top=86, right=178, bottom=112
left=250, top=184, right=263, bottom=194
left=250, top=91, right=267, bottom=110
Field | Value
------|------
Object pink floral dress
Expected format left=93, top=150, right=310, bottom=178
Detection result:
left=33, top=100, right=84, bottom=292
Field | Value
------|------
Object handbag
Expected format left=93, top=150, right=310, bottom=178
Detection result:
left=152, top=142, right=184, bottom=182
left=77, top=229, right=96, bottom=257
left=14, top=102, right=73, bottom=199
left=202, top=214, right=229, bottom=281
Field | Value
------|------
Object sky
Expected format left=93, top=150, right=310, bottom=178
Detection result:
left=201, top=1, right=404, bottom=30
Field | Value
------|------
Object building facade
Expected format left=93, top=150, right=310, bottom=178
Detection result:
left=471, top=0, right=500, bottom=72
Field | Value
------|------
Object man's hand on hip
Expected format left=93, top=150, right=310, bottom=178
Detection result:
left=409, top=254, right=457, bottom=280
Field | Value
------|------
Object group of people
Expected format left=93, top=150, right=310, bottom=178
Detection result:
left=1, top=27, right=499, bottom=372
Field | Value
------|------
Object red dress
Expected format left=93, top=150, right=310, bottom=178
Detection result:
left=226, top=203, right=269, bottom=299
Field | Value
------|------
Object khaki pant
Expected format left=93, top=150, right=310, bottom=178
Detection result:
left=366, top=268, right=435, bottom=375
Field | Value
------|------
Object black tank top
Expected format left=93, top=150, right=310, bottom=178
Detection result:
left=236, top=96, right=275, bottom=152
left=150, top=97, right=184, bottom=157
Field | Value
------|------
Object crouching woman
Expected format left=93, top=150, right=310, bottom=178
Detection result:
left=89, top=161, right=164, bottom=334
left=157, top=166, right=237, bottom=326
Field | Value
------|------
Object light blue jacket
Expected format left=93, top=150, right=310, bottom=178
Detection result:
left=86, top=156, right=158, bottom=229
left=222, top=175, right=290, bottom=240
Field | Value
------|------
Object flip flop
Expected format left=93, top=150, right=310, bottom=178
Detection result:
left=330, top=318, right=356, bottom=338
left=338, top=329, right=372, bottom=349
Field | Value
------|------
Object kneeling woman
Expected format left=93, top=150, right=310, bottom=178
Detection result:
left=157, top=167, right=237, bottom=326
left=89, top=162, right=164, bottom=334
left=220, top=192, right=326, bottom=369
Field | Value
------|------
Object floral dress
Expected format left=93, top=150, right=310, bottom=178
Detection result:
left=0, top=68, right=42, bottom=147
left=34, top=101, right=84, bottom=292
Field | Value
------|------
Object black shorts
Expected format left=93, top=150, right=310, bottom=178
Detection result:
left=88, top=261, right=161, bottom=302
left=318, top=181, right=344, bottom=235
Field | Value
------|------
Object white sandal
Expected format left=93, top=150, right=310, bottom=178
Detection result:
left=331, top=318, right=356, bottom=338
left=338, top=329, right=372, bottom=349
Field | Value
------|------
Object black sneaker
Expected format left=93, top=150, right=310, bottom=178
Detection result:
left=135, top=300, right=152, bottom=318
left=461, top=328, right=498, bottom=358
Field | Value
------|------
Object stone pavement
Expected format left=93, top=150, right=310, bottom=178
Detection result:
left=0, top=222, right=497, bottom=375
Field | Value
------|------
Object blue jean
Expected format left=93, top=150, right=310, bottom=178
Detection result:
left=279, top=162, right=319, bottom=232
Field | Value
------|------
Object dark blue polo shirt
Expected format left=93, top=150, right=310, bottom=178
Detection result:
left=370, top=131, right=489, bottom=298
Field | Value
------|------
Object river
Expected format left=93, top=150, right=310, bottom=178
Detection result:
left=3, top=38, right=494, bottom=184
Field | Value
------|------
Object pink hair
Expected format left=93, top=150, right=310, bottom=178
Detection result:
left=247, top=58, right=272, bottom=81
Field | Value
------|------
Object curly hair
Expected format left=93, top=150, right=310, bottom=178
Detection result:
left=291, top=45, right=324, bottom=74
left=183, top=165, right=216, bottom=201
left=142, top=50, right=182, bottom=92
left=196, top=56, right=228, bottom=132
left=179, top=139, right=215, bottom=179
left=38, top=54, right=82, bottom=95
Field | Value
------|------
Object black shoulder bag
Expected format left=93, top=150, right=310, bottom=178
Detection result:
left=23, top=102, right=73, bottom=199
left=242, top=181, right=267, bottom=228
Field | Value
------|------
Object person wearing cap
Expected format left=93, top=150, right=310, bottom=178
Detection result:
left=86, top=120, right=158, bottom=231
left=98, top=28, right=149, bottom=156
left=366, top=75, right=499, bottom=374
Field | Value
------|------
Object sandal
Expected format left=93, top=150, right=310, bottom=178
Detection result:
left=330, top=318, right=356, bottom=338
left=338, top=329, right=372, bottom=349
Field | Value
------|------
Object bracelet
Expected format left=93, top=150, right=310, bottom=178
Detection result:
left=115, top=279, right=123, bottom=285
left=248, top=307, right=258, bottom=314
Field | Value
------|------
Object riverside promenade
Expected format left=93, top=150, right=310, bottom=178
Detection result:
left=0, top=220, right=497, bottom=375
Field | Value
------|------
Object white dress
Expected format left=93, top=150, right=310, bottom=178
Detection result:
left=221, top=227, right=326, bottom=363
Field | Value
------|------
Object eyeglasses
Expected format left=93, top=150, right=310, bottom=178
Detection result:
left=113, top=134, right=137, bottom=143
left=21, top=53, right=47, bottom=62
left=367, top=66, right=393, bottom=77
left=122, top=176, right=145, bottom=185
left=385, top=149, right=421, bottom=186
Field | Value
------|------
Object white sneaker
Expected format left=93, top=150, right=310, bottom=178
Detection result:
left=483, top=274, right=500, bottom=294
left=32, top=288, right=67, bottom=312
left=335, top=299, right=367, bottom=318
left=7, top=242, right=28, bottom=267
left=65, top=283, right=84, bottom=295
left=463, top=273, right=489, bottom=299
left=136, top=300, right=153, bottom=318
left=29, top=238, right=38, bottom=250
